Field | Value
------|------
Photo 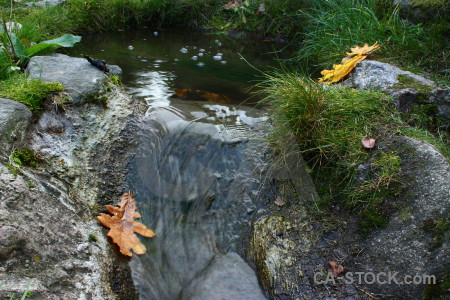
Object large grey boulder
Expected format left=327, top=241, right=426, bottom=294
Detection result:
left=26, top=54, right=109, bottom=104
left=342, top=60, right=436, bottom=91
left=0, top=98, right=32, bottom=159
left=354, top=136, right=450, bottom=299
left=342, top=60, right=450, bottom=120
left=181, top=252, right=266, bottom=300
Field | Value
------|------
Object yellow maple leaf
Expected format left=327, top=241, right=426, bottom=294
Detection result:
left=346, top=42, right=380, bottom=56
left=318, top=43, right=381, bottom=84
left=318, top=55, right=366, bottom=84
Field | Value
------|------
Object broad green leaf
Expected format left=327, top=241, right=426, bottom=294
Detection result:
left=26, top=34, right=81, bottom=57
left=39, top=34, right=81, bottom=47
left=26, top=43, right=58, bottom=57
left=10, top=33, right=27, bottom=60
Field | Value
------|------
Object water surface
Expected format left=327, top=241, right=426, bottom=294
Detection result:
left=68, top=29, right=279, bottom=299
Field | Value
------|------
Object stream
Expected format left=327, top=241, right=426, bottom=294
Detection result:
left=68, top=29, right=282, bottom=299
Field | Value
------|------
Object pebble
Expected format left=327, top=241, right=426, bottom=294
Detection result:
left=180, top=47, right=188, bottom=53
left=196, top=62, right=205, bottom=67
left=213, top=55, right=222, bottom=61
left=127, top=45, right=134, bottom=50
left=220, top=61, right=227, bottom=65
left=191, top=56, right=198, bottom=60
left=276, top=231, right=283, bottom=237
left=153, top=31, right=158, bottom=36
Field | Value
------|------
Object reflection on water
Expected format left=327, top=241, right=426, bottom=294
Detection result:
left=66, top=29, right=281, bottom=107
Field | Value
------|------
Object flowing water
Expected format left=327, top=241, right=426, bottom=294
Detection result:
left=68, top=29, right=282, bottom=299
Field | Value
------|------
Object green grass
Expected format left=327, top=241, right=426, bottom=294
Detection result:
left=292, top=0, right=449, bottom=80
left=260, top=70, right=448, bottom=232
left=0, top=74, right=64, bottom=111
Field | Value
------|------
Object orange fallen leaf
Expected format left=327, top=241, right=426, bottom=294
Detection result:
left=327, top=260, right=345, bottom=277
left=97, top=192, right=155, bottom=257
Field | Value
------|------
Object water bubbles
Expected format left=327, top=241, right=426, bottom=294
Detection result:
left=191, top=56, right=198, bottom=60
left=153, top=31, right=159, bottom=36
left=180, top=47, right=188, bottom=53
left=127, top=45, right=134, bottom=50
left=196, top=62, right=205, bottom=67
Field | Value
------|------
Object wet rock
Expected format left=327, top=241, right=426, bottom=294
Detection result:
left=0, top=226, right=26, bottom=260
left=0, top=84, right=146, bottom=299
left=354, top=136, right=450, bottom=299
left=26, top=54, right=119, bottom=103
left=429, top=88, right=450, bottom=121
left=250, top=215, right=316, bottom=299
left=182, top=252, right=266, bottom=300
left=0, top=98, right=32, bottom=159
left=342, top=60, right=450, bottom=120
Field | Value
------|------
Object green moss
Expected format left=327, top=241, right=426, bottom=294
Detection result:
left=393, top=74, right=435, bottom=95
left=5, top=163, right=19, bottom=176
left=424, top=274, right=450, bottom=300
left=398, top=206, right=414, bottom=222
left=13, top=148, right=39, bottom=168
left=84, top=93, right=108, bottom=106
left=0, top=74, right=64, bottom=112
left=108, top=75, right=122, bottom=86
left=422, top=215, right=450, bottom=250
left=88, top=234, right=98, bottom=243
left=359, top=207, right=388, bottom=232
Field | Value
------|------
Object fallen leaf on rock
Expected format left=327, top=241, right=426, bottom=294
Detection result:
left=361, top=137, right=376, bottom=149
left=97, top=192, right=155, bottom=257
left=319, top=43, right=380, bottom=84
left=327, top=260, right=345, bottom=277
left=319, top=54, right=366, bottom=84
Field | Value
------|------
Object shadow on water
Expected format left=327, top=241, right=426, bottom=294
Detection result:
left=68, top=29, right=283, bottom=299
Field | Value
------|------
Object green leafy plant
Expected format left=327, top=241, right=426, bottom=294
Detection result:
left=0, top=13, right=81, bottom=74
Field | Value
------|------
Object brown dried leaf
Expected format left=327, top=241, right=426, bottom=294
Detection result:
left=97, top=192, right=155, bottom=257
left=327, top=260, right=345, bottom=277
left=274, top=196, right=285, bottom=207
left=361, top=137, right=376, bottom=149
